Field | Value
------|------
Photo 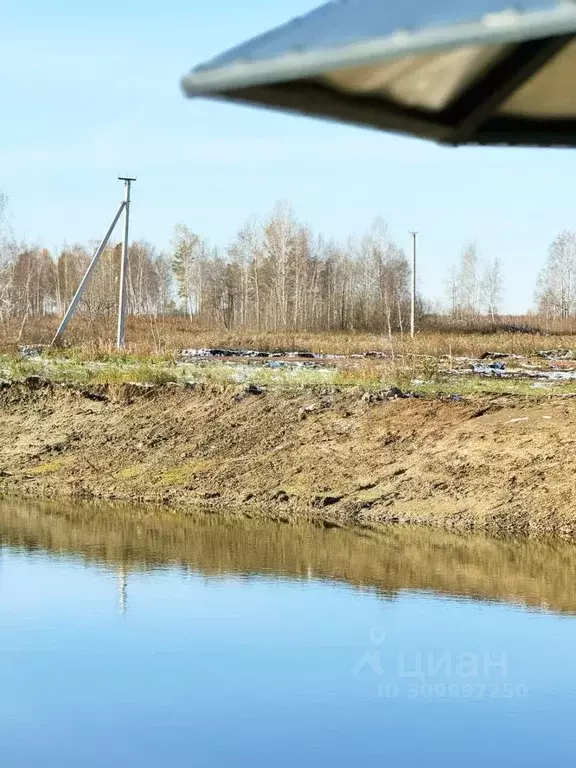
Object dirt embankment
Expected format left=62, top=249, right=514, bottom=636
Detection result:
left=1, top=379, right=576, bottom=536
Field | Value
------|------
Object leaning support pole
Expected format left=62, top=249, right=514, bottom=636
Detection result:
left=52, top=201, right=126, bottom=346
left=116, top=177, right=134, bottom=350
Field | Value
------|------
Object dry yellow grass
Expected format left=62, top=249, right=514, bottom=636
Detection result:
left=2, top=314, right=576, bottom=360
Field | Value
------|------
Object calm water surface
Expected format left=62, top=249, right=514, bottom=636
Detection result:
left=1, top=500, right=576, bottom=766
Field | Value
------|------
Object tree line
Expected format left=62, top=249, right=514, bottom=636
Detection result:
left=0, top=199, right=413, bottom=335
left=3, top=188, right=576, bottom=333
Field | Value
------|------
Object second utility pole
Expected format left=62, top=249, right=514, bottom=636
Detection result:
left=116, top=176, right=135, bottom=350
left=409, top=231, right=417, bottom=339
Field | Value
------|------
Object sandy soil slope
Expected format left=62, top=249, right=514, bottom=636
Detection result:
left=1, top=379, right=575, bottom=536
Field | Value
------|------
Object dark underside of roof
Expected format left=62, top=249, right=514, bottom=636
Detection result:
left=208, top=33, right=576, bottom=147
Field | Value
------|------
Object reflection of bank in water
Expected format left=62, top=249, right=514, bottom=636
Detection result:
left=2, top=498, right=576, bottom=617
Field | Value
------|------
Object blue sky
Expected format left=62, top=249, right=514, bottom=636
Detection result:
left=2, top=0, right=576, bottom=312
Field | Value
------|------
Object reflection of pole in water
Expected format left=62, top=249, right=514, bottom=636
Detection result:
left=118, top=564, right=128, bottom=615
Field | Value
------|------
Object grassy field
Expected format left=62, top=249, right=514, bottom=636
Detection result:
left=3, top=314, right=576, bottom=359
left=2, top=315, right=576, bottom=397
left=2, top=349, right=576, bottom=399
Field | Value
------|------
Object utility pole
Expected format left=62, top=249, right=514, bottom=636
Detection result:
left=409, top=232, right=417, bottom=338
left=52, top=176, right=136, bottom=348
left=116, top=177, right=135, bottom=350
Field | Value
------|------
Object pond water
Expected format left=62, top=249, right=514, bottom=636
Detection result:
left=1, top=500, right=576, bottom=766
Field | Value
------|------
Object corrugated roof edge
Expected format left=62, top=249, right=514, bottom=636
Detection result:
left=182, top=5, right=576, bottom=96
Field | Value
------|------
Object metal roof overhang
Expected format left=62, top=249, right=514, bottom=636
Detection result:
left=182, top=0, right=576, bottom=147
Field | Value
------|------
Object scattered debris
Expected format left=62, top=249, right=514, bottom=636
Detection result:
left=471, top=362, right=506, bottom=375
left=538, top=349, right=574, bottom=360
left=179, top=347, right=322, bottom=360
left=19, top=345, right=44, bottom=359
left=178, top=347, right=395, bottom=363
left=535, top=370, right=576, bottom=381
left=362, top=386, right=408, bottom=403
left=445, top=354, right=576, bottom=383
left=480, top=352, right=512, bottom=360
left=265, top=360, right=325, bottom=370
left=24, top=375, right=48, bottom=389
left=244, top=383, right=265, bottom=395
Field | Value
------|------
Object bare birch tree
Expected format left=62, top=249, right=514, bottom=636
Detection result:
left=536, top=230, right=576, bottom=320
left=482, top=257, right=504, bottom=320
left=171, top=224, right=204, bottom=320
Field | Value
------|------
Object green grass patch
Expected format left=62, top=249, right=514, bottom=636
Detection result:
left=410, top=376, right=576, bottom=398
left=158, top=466, right=191, bottom=485
left=115, top=466, right=143, bottom=480
left=28, top=459, right=70, bottom=475
left=158, top=459, right=216, bottom=486
left=355, top=486, right=386, bottom=503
